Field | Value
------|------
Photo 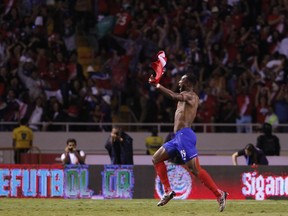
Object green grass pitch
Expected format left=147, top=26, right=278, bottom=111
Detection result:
left=0, top=198, right=287, bottom=216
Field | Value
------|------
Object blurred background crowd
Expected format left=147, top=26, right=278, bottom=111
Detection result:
left=0, top=0, right=288, bottom=133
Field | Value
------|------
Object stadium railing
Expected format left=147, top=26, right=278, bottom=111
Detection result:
left=0, top=122, right=287, bottom=133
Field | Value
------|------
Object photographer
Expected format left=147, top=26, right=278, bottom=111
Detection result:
left=105, top=126, right=134, bottom=165
left=232, top=143, right=268, bottom=166
left=61, top=138, right=86, bottom=165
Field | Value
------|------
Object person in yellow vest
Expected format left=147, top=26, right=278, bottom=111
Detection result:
left=145, top=127, right=163, bottom=155
left=264, top=106, right=279, bottom=132
left=12, top=118, right=33, bottom=164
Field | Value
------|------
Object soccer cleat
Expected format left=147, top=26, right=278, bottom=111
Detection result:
left=157, top=191, right=176, bottom=206
left=218, top=191, right=228, bottom=212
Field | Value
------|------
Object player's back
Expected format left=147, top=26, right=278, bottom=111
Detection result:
left=13, top=125, right=33, bottom=148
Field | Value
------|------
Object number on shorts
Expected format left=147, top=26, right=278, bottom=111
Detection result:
left=180, top=149, right=186, bottom=161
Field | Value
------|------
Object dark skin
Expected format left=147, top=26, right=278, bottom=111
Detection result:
left=149, top=74, right=202, bottom=176
left=62, top=141, right=85, bottom=164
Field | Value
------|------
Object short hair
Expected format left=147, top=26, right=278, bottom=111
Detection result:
left=185, top=73, right=198, bottom=86
left=66, top=138, right=77, bottom=145
left=112, top=125, right=122, bottom=131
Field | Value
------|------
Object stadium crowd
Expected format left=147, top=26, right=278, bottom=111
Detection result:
left=0, top=0, right=288, bottom=132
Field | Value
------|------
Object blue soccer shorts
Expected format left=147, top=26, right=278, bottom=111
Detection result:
left=163, top=127, right=198, bottom=163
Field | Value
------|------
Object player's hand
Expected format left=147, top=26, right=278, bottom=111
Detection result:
left=148, top=75, right=157, bottom=86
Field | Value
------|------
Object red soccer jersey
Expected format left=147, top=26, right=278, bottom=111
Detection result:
left=113, top=12, right=132, bottom=37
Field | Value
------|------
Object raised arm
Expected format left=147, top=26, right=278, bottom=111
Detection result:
left=153, top=83, right=189, bottom=102
left=17, top=62, right=29, bottom=83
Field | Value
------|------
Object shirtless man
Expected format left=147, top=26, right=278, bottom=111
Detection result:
left=149, top=73, right=228, bottom=212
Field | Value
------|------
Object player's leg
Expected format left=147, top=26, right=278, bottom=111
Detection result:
left=152, top=146, right=170, bottom=192
left=186, top=157, right=228, bottom=212
left=153, top=146, right=176, bottom=206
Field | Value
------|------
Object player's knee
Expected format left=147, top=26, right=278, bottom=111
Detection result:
left=187, top=164, right=201, bottom=176
left=152, top=156, right=158, bottom=165
left=189, top=167, right=200, bottom=176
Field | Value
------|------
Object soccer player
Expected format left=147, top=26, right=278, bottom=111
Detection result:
left=149, top=73, right=228, bottom=212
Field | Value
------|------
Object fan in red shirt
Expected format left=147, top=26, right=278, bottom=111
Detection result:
left=236, top=87, right=254, bottom=133
left=113, top=7, right=133, bottom=37
left=255, top=85, right=271, bottom=124
left=267, top=5, right=285, bottom=33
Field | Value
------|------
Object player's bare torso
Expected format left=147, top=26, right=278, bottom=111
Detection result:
left=174, top=91, right=199, bottom=132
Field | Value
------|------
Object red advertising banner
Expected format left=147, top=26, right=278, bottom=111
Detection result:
left=154, top=164, right=288, bottom=200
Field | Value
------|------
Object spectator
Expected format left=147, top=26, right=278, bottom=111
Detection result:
left=41, top=62, right=63, bottom=104
left=62, top=16, right=76, bottom=52
left=145, top=127, right=163, bottom=155
left=256, top=123, right=280, bottom=156
left=264, top=106, right=279, bottom=131
left=1, top=0, right=288, bottom=133
left=274, top=84, right=288, bottom=132
left=44, top=99, right=66, bottom=131
left=66, top=104, right=80, bottom=131
left=232, top=143, right=268, bottom=166
left=217, top=100, right=237, bottom=132
left=197, top=86, right=217, bottom=132
left=89, top=103, right=104, bottom=131
left=267, top=5, right=284, bottom=34
left=53, top=51, right=69, bottom=107
left=61, top=138, right=85, bottom=165
left=235, top=87, right=253, bottom=133
left=3, top=89, right=20, bottom=123
left=27, top=96, right=44, bottom=131
left=66, top=50, right=85, bottom=83
left=17, top=61, right=46, bottom=102
left=254, top=85, right=270, bottom=124
left=100, top=95, right=112, bottom=131
left=12, top=117, right=33, bottom=164
left=68, top=79, right=84, bottom=104
left=105, top=126, right=133, bottom=164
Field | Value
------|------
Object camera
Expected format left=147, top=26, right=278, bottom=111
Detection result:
left=68, top=144, right=74, bottom=151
